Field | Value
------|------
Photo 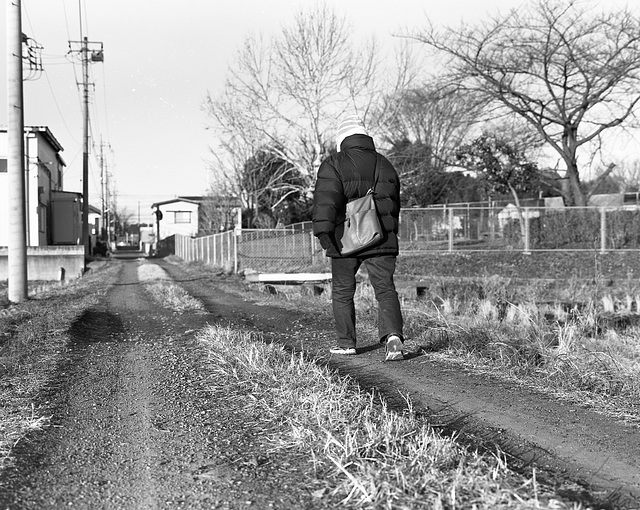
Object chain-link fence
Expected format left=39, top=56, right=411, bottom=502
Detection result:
left=400, top=206, right=640, bottom=252
left=173, top=205, right=640, bottom=273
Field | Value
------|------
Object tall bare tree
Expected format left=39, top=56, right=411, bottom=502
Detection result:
left=203, top=3, right=414, bottom=208
left=375, top=82, right=485, bottom=206
left=410, top=0, right=640, bottom=206
left=381, top=82, right=485, bottom=165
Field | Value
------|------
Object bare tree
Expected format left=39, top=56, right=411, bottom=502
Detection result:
left=203, top=3, right=414, bottom=205
left=198, top=194, right=241, bottom=235
left=409, top=0, right=640, bottom=205
left=380, top=82, right=486, bottom=170
left=112, top=206, right=133, bottom=241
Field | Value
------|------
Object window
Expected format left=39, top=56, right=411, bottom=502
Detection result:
left=173, top=211, right=192, bottom=224
left=0, top=159, right=7, bottom=173
left=39, top=204, right=47, bottom=233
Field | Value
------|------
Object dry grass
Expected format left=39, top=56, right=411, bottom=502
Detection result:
left=0, top=262, right=119, bottom=473
left=168, top=257, right=640, bottom=423
left=138, top=262, right=205, bottom=313
left=198, top=324, right=584, bottom=509
left=229, top=263, right=640, bottom=424
left=402, top=294, right=640, bottom=423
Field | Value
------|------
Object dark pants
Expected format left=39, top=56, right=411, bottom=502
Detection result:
left=331, top=254, right=403, bottom=348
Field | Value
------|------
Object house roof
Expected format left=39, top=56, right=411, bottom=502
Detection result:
left=151, top=197, right=202, bottom=208
left=151, top=195, right=242, bottom=209
left=0, top=125, right=65, bottom=155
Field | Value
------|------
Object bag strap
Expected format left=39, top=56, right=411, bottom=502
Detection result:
left=367, top=153, right=379, bottom=195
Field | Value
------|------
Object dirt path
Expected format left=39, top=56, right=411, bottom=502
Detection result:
left=1, top=257, right=639, bottom=509
left=0, top=259, right=321, bottom=509
left=158, top=259, right=640, bottom=509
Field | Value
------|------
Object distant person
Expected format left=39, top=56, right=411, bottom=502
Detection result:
left=312, top=113, right=404, bottom=361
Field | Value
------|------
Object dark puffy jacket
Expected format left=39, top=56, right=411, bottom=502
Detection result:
left=312, top=134, right=401, bottom=258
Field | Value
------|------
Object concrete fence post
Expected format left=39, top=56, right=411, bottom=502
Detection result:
left=523, top=210, right=531, bottom=255
left=233, top=230, right=239, bottom=274
left=448, top=208, right=454, bottom=252
left=600, top=208, right=607, bottom=254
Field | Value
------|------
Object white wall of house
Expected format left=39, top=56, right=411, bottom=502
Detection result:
left=155, top=200, right=200, bottom=240
left=0, top=139, right=7, bottom=248
left=0, top=127, right=66, bottom=247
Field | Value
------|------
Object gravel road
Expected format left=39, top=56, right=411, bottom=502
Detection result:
left=0, top=255, right=639, bottom=509
left=157, top=258, right=640, bottom=509
left=0, top=257, right=320, bottom=509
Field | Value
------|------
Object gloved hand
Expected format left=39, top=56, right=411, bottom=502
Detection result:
left=317, top=232, right=335, bottom=250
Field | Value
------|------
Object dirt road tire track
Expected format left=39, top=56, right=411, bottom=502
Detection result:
left=157, top=259, right=640, bottom=509
left=0, top=259, right=323, bottom=509
left=1, top=257, right=639, bottom=508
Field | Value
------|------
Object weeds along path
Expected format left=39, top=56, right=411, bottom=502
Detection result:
left=157, top=259, right=640, bottom=509
left=0, top=259, right=321, bottom=509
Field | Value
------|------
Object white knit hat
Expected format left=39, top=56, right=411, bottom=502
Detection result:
left=336, top=113, right=367, bottom=152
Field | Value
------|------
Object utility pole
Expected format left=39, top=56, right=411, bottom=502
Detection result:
left=105, top=158, right=111, bottom=247
left=99, top=137, right=105, bottom=240
left=137, top=201, right=141, bottom=250
left=7, top=0, right=28, bottom=302
left=68, top=37, right=103, bottom=263
left=81, top=37, right=89, bottom=261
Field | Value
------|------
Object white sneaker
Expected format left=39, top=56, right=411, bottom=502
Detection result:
left=385, top=335, right=403, bottom=361
left=330, top=346, right=357, bottom=355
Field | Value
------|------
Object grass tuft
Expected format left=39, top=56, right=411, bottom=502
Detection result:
left=402, top=290, right=640, bottom=420
left=138, top=263, right=205, bottom=313
left=198, top=324, right=583, bottom=509
left=0, top=262, right=119, bottom=474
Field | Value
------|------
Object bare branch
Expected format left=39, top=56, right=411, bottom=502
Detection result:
left=407, top=0, right=640, bottom=205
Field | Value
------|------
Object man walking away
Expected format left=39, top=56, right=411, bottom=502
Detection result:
left=312, top=113, right=404, bottom=361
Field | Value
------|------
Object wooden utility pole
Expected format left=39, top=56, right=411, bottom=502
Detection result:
left=68, top=37, right=103, bottom=264
left=7, top=0, right=28, bottom=302
left=100, top=137, right=106, bottom=240
left=81, top=37, right=89, bottom=262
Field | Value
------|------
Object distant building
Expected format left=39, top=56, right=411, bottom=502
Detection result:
left=151, top=197, right=202, bottom=240
left=151, top=195, right=242, bottom=241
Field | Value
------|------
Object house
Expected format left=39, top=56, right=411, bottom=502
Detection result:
left=0, top=126, right=100, bottom=280
left=151, top=195, right=242, bottom=241
left=0, top=126, right=67, bottom=247
left=151, top=197, right=201, bottom=240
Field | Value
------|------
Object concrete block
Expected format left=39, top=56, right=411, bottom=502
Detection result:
left=0, top=246, right=85, bottom=281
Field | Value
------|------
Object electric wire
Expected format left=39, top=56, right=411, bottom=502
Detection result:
left=21, top=1, right=43, bottom=81
left=99, top=61, right=111, bottom=142
left=21, top=0, right=153, bottom=227
left=77, top=0, right=83, bottom=40
left=22, top=1, right=80, bottom=149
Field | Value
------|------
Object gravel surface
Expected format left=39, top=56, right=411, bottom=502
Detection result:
left=0, top=258, right=323, bottom=509
left=1, top=254, right=639, bottom=509
left=157, top=257, right=640, bottom=509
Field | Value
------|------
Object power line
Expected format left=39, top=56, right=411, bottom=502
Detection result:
left=61, top=0, right=76, bottom=41
left=42, top=69, right=80, bottom=145
left=98, top=65, right=111, bottom=142
left=23, top=0, right=82, bottom=180
left=21, top=2, right=44, bottom=81
left=77, top=0, right=83, bottom=40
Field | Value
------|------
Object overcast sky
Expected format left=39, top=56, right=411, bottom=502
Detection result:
left=0, top=0, right=635, bottom=223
